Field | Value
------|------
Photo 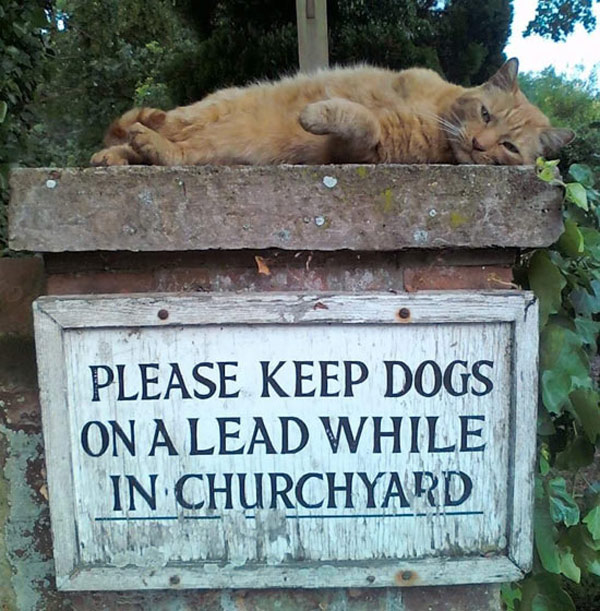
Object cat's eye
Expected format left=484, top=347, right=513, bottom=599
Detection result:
left=481, top=105, right=491, bottom=123
left=502, top=141, right=520, bottom=154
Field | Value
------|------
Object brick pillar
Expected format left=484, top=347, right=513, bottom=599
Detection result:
left=5, top=165, right=562, bottom=610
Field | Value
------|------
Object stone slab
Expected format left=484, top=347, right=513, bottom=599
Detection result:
left=8, top=165, right=563, bottom=252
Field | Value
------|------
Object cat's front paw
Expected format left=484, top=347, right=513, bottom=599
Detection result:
left=299, top=102, right=333, bottom=135
left=90, top=148, right=129, bottom=166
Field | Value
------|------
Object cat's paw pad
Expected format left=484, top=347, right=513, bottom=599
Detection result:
left=90, top=148, right=129, bottom=166
left=299, top=103, right=332, bottom=135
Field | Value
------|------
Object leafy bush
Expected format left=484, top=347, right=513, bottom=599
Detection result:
left=519, top=69, right=600, bottom=170
left=505, top=159, right=600, bottom=610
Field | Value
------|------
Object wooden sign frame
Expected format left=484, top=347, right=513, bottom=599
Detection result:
left=33, top=291, right=538, bottom=591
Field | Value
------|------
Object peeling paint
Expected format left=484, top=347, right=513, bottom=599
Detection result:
left=0, top=424, right=50, bottom=611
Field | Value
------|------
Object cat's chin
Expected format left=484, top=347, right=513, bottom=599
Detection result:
left=450, top=145, right=476, bottom=164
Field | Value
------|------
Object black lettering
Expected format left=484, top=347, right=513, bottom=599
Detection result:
left=443, top=360, right=470, bottom=397
left=415, top=471, right=439, bottom=506
left=472, top=360, right=494, bottom=396
left=81, top=421, right=109, bottom=457
left=295, top=473, right=324, bottom=509
left=164, top=363, right=191, bottom=400
left=218, top=362, right=240, bottom=398
left=90, top=365, right=114, bottom=402
left=320, top=361, right=340, bottom=397
left=294, top=361, right=316, bottom=397
left=149, top=419, right=179, bottom=456
left=373, top=416, right=402, bottom=453
left=382, top=472, right=410, bottom=508
left=326, top=472, right=354, bottom=509
left=109, top=420, right=135, bottom=456
left=460, top=415, right=486, bottom=452
left=217, top=417, right=245, bottom=454
left=238, top=473, right=263, bottom=509
left=344, top=361, right=369, bottom=397
left=110, top=474, right=122, bottom=511
left=280, top=417, right=309, bottom=454
left=175, top=474, right=204, bottom=509
left=410, top=416, right=421, bottom=453
left=206, top=473, right=234, bottom=509
left=188, top=418, right=215, bottom=455
left=384, top=361, right=412, bottom=397
left=139, top=363, right=160, bottom=400
left=116, top=364, right=139, bottom=401
left=247, top=417, right=277, bottom=454
left=320, top=416, right=367, bottom=453
left=444, top=471, right=473, bottom=506
left=414, top=361, right=442, bottom=397
left=269, top=473, right=294, bottom=509
left=261, top=361, right=290, bottom=397
left=357, top=472, right=385, bottom=508
left=427, top=416, right=456, bottom=453
left=192, top=363, right=217, bottom=399
left=126, top=474, right=158, bottom=510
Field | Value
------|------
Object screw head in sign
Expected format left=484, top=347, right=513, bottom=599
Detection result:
left=158, top=309, right=169, bottom=320
left=398, top=308, right=410, bottom=319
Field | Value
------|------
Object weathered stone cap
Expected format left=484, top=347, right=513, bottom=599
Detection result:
left=9, top=165, right=563, bottom=252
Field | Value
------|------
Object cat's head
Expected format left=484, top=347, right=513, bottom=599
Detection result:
left=445, top=58, right=574, bottom=165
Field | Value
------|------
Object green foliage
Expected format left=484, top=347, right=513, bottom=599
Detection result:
left=0, top=0, right=51, bottom=255
left=525, top=0, right=599, bottom=41
left=519, top=69, right=600, bottom=170
left=508, top=159, right=600, bottom=610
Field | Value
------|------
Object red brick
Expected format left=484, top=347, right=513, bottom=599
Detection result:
left=403, top=584, right=500, bottom=611
left=46, top=271, right=156, bottom=295
left=404, top=265, right=514, bottom=292
left=0, top=256, right=45, bottom=336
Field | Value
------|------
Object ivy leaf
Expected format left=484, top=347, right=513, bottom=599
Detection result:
left=559, top=548, right=581, bottom=583
left=574, top=317, right=600, bottom=350
left=540, top=324, right=589, bottom=414
left=500, top=583, right=521, bottom=610
left=583, top=506, right=600, bottom=541
left=534, top=501, right=560, bottom=573
left=548, top=477, right=580, bottom=526
left=571, top=389, right=600, bottom=443
left=567, top=525, right=600, bottom=576
left=0, top=101, right=7, bottom=123
left=558, top=219, right=584, bottom=257
left=555, top=436, right=595, bottom=470
left=520, top=574, right=575, bottom=611
left=570, top=280, right=600, bottom=316
left=529, top=251, right=566, bottom=327
left=569, top=164, right=595, bottom=188
left=566, top=182, right=589, bottom=211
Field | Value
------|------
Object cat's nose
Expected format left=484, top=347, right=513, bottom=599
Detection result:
left=472, top=137, right=486, bottom=152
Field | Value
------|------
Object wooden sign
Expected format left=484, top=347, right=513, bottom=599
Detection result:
left=33, top=292, right=538, bottom=591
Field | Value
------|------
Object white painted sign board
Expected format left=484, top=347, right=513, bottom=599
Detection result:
left=33, top=292, right=538, bottom=591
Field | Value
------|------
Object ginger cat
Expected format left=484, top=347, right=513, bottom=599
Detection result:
left=91, top=58, right=574, bottom=167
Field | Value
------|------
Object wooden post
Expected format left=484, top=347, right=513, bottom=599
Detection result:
left=296, top=0, right=329, bottom=72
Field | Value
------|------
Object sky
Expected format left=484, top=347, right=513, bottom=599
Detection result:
left=505, top=0, right=600, bottom=82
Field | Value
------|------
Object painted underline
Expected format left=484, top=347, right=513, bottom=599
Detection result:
left=95, top=510, right=483, bottom=522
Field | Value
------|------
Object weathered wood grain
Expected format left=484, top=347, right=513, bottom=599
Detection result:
left=9, top=165, right=563, bottom=252
left=296, top=0, right=329, bottom=72
left=33, top=291, right=538, bottom=591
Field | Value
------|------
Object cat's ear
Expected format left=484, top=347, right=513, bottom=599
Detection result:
left=486, top=58, right=519, bottom=92
left=540, top=127, right=576, bottom=155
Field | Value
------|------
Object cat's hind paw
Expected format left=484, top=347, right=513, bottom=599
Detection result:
left=299, top=102, right=333, bottom=135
